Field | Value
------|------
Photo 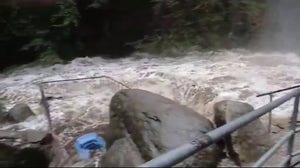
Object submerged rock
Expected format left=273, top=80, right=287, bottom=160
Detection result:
left=8, top=103, right=35, bottom=122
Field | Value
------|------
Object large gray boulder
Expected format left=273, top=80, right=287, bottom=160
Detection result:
left=103, top=89, right=223, bottom=167
left=8, top=103, right=35, bottom=122
left=102, top=137, right=145, bottom=167
left=213, top=100, right=273, bottom=164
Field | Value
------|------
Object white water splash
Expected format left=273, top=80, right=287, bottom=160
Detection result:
left=1, top=49, right=300, bottom=131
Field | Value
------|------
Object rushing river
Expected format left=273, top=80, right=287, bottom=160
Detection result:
left=0, top=49, right=300, bottom=132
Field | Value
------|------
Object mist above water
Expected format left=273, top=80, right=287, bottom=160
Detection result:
left=260, top=0, right=300, bottom=53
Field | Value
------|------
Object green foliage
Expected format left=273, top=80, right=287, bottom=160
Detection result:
left=138, top=0, right=266, bottom=54
left=51, top=1, right=79, bottom=28
left=0, top=0, right=266, bottom=63
left=136, top=28, right=201, bottom=56
left=36, top=50, right=63, bottom=65
left=0, top=0, right=80, bottom=64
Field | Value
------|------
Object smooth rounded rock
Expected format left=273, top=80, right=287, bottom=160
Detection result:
left=104, top=89, right=223, bottom=167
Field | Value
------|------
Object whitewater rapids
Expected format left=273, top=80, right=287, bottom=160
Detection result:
left=0, top=49, right=300, bottom=131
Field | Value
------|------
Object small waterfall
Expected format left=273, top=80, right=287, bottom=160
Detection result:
left=261, top=0, right=300, bottom=52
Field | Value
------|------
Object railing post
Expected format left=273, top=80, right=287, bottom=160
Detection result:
left=38, top=83, right=52, bottom=131
left=268, top=94, right=273, bottom=133
left=287, top=95, right=300, bottom=166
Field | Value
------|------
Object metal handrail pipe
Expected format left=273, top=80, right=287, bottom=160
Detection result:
left=291, top=128, right=300, bottom=158
left=253, top=119, right=300, bottom=167
left=253, top=131, right=293, bottom=167
left=292, top=150, right=300, bottom=157
left=207, top=88, right=300, bottom=142
left=37, top=75, right=130, bottom=89
left=256, top=84, right=300, bottom=97
left=279, top=155, right=291, bottom=167
left=139, top=88, right=300, bottom=167
left=290, top=149, right=300, bottom=167
left=288, top=96, right=300, bottom=156
left=39, top=75, right=115, bottom=84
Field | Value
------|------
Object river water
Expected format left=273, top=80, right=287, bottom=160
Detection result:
left=0, top=49, right=299, bottom=132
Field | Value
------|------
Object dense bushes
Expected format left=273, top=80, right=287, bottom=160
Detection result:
left=0, top=1, right=80, bottom=69
left=137, top=0, right=266, bottom=54
left=0, top=0, right=266, bottom=70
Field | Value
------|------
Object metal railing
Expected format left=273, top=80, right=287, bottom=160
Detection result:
left=138, top=88, right=300, bottom=167
left=36, top=75, right=130, bottom=133
left=256, top=84, right=300, bottom=98
left=257, top=84, right=300, bottom=133
left=37, top=75, right=130, bottom=89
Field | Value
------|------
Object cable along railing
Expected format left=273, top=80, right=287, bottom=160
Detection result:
left=138, top=87, right=300, bottom=167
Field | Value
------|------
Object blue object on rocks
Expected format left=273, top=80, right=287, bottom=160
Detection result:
left=75, top=132, right=106, bottom=160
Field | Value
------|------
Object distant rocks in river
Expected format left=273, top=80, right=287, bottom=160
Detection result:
left=0, top=103, right=37, bottom=126
left=7, top=103, right=35, bottom=123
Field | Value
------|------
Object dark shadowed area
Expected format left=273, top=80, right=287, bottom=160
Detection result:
left=0, top=0, right=266, bottom=70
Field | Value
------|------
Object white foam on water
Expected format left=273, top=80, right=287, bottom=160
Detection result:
left=1, top=49, right=300, bottom=130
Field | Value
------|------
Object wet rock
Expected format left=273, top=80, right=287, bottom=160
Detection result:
left=102, top=137, right=145, bottom=167
left=46, top=134, right=70, bottom=167
left=213, top=100, right=274, bottom=164
left=8, top=103, right=35, bottom=122
left=0, top=111, right=15, bottom=123
left=0, top=143, right=50, bottom=167
left=24, top=130, right=49, bottom=143
left=63, top=151, right=102, bottom=167
left=271, top=117, right=290, bottom=133
left=104, top=89, right=223, bottom=167
left=0, top=131, right=69, bottom=167
left=0, top=143, right=17, bottom=166
left=0, top=130, right=49, bottom=144
left=71, top=160, right=95, bottom=167
left=13, top=147, right=50, bottom=167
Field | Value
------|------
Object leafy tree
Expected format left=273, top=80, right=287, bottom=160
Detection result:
left=137, top=0, right=266, bottom=54
left=0, top=0, right=266, bottom=68
left=0, top=0, right=80, bottom=66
